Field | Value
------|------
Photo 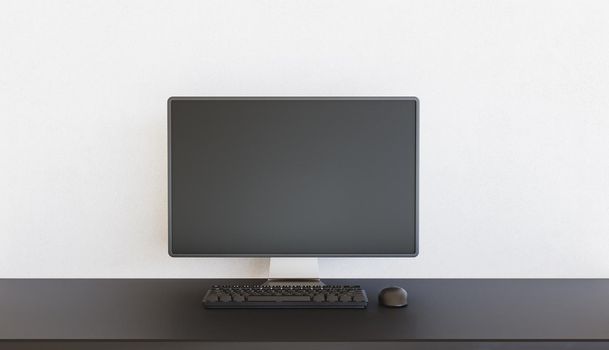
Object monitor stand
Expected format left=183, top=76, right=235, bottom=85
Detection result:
left=263, top=258, right=324, bottom=286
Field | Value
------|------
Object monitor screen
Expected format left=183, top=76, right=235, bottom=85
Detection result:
left=168, top=97, right=418, bottom=256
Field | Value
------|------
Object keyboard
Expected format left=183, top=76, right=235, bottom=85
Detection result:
left=203, top=284, right=368, bottom=309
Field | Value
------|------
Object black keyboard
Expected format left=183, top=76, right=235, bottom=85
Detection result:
left=203, top=284, right=368, bottom=309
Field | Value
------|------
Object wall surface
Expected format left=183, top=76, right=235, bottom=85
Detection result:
left=1, top=0, right=608, bottom=278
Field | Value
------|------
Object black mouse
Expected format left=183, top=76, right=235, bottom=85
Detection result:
left=379, top=286, right=408, bottom=307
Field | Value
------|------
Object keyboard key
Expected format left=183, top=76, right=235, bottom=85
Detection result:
left=326, top=294, right=338, bottom=302
left=339, top=295, right=353, bottom=302
left=248, top=296, right=311, bottom=302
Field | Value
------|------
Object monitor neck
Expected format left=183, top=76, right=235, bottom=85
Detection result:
left=264, top=258, right=323, bottom=286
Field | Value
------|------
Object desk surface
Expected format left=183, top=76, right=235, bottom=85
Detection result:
left=1, top=279, right=609, bottom=342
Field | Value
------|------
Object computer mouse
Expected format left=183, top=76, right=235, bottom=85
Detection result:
left=379, top=286, right=408, bottom=308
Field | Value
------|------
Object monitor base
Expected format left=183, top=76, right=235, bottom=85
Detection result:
left=262, top=279, right=325, bottom=287
left=267, top=258, right=321, bottom=285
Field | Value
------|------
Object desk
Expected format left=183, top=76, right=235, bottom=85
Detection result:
left=1, top=279, right=608, bottom=349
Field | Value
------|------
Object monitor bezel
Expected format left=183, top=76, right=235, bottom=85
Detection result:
left=168, top=97, right=419, bottom=257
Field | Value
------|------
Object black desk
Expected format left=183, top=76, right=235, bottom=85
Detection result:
left=1, top=279, right=608, bottom=349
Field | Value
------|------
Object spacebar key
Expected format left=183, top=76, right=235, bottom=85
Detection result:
left=248, top=296, right=311, bottom=302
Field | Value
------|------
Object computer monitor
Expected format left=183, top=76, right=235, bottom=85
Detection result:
left=168, top=97, right=418, bottom=281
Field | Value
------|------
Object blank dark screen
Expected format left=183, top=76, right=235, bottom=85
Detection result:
left=169, top=99, right=417, bottom=255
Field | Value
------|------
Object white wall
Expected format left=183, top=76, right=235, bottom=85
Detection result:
left=1, top=0, right=608, bottom=278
